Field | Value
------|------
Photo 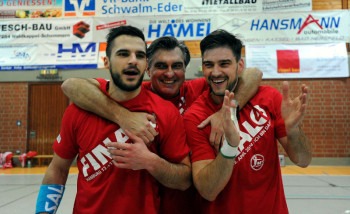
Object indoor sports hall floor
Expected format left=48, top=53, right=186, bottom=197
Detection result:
left=0, top=166, right=349, bottom=214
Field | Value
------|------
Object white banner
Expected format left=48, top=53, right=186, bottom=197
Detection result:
left=0, top=43, right=98, bottom=71
left=245, top=43, right=349, bottom=79
left=0, top=0, right=63, bottom=18
left=219, top=10, right=350, bottom=44
left=93, top=15, right=216, bottom=42
left=0, top=17, right=93, bottom=44
left=262, top=0, right=312, bottom=12
left=96, top=0, right=184, bottom=17
left=184, top=0, right=262, bottom=14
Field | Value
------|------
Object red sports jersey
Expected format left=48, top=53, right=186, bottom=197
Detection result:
left=184, top=86, right=289, bottom=214
left=53, top=80, right=190, bottom=214
left=143, top=78, right=207, bottom=214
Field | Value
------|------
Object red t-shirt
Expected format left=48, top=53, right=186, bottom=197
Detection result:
left=144, top=78, right=208, bottom=214
left=184, top=86, right=289, bottom=214
left=53, top=80, right=189, bottom=214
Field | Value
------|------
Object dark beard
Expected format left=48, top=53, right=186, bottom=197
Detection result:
left=109, top=66, right=144, bottom=92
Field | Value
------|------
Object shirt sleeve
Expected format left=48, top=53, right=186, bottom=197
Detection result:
left=53, top=104, right=80, bottom=159
left=183, top=109, right=216, bottom=163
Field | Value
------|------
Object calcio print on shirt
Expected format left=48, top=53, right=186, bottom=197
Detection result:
left=233, top=104, right=272, bottom=166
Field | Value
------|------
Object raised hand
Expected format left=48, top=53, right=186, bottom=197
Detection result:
left=281, top=81, right=308, bottom=134
left=222, top=90, right=240, bottom=147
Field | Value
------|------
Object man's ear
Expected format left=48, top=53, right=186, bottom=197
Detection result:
left=104, top=57, right=110, bottom=69
left=238, top=58, right=245, bottom=74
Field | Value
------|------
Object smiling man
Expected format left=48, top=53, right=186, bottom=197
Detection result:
left=183, top=29, right=311, bottom=214
left=35, top=26, right=191, bottom=214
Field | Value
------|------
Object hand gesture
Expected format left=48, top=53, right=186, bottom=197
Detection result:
left=197, top=109, right=224, bottom=152
left=222, top=90, right=240, bottom=147
left=120, top=112, right=158, bottom=146
left=106, top=129, right=156, bottom=170
left=281, top=81, right=308, bottom=134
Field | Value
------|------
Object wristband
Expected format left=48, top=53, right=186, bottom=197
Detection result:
left=36, top=185, right=65, bottom=214
left=220, top=139, right=239, bottom=159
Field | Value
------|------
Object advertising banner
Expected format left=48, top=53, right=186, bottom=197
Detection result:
left=0, top=0, right=63, bottom=18
left=262, top=0, right=312, bottom=12
left=94, top=15, right=216, bottom=42
left=96, top=0, right=184, bottom=17
left=184, top=0, right=262, bottom=14
left=219, top=10, right=350, bottom=45
left=0, top=43, right=98, bottom=71
left=245, top=43, right=349, bottom=79
left=0, top=17, right=93, bottom=43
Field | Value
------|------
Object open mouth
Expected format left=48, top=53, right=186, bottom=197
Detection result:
left=161, top=79, right=176, bottom=84
left=210, top=77, right=227, bottom=85
left=123, top=69, right=139, bottom=77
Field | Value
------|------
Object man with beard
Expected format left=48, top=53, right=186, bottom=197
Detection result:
left=183, top=30, right=311, bottom=214
left=35, top=26, right=191, bottom=214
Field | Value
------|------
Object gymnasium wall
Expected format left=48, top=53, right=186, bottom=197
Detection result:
left=0, top=0, right=349, bottom=164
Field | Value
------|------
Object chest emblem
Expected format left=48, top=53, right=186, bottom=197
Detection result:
left=250, top=154, right=264, bottom=171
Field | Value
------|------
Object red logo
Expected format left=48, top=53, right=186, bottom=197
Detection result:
left=73, top=21, right=90, bottom=39
left=276, top=50, right=300, bottom=73
left=297, top=15, right=323, bottom=34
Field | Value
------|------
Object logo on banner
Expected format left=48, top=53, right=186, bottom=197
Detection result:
left=12, top=51, right=31, bottom=61
left=276, top=50, right=300, bottom=73
left=250, top=15, right=341, bottom=35
left=65, top=0, right=95, bottom=16
left=297, top=15, right=323, bottom=34
left=148, top=19, right=211, bottom=39
left=73, top=21, right=90, bottom=38
left=96, top=20, right=127, bottom=31
left=57, top=43, right=97, bottom=58
left=202, top=0, right=257, bottom=5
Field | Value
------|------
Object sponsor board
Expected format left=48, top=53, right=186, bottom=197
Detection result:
left=218, top=10, right=350, bottom=44
left=0, top=18, right=93, bottom=43
left=245, top=43, right=349, bottom=79
left=93, top=15, right=216, bottom=42
left=96, top=0, right=184, bottom=16
left=185, top=0, right=262, bottom=14
left=0, top=43, right=98, bottom=71
left=262, top=0, right=312, bottom=12
left=0, top=0, right=63, bottom=18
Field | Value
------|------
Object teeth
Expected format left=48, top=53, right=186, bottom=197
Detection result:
left=212, top=79, right=225, bottom=84
left=163, top=80, right=175, bottom=84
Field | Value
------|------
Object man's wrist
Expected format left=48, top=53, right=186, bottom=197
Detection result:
left=220, top=139, right=239, bottom=159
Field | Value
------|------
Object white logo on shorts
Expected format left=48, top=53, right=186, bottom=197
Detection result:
left=250, top=154, right=264, bottom=171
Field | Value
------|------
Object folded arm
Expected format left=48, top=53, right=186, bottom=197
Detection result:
left=61, top=78, right=157, bottom=144
left=107, top=130, right=192, bottom=191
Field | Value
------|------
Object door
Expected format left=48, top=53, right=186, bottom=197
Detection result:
left=28, top=83, right=69, bottom=162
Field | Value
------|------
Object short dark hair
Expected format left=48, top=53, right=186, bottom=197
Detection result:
left=200, top=29, right=242, bottom=62
left=105, top=25, right=146, bottom=58
left=147, top=36, right=191, bottom=67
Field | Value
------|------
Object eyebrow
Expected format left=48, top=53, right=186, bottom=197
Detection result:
left=115, top=49, right=146, bottom=55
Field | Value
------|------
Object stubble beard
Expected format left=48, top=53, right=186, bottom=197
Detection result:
left=109, top=66, right=144, bottom=92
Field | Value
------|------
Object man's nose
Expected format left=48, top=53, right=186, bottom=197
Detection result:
left=129, top=54, right=137, bottom=65
left=164, top=66, right=175, bottom=78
